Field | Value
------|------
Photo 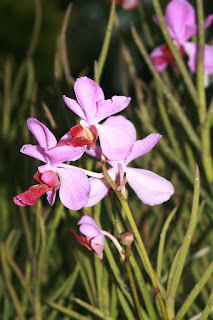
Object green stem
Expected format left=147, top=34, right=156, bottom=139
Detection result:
left=45, top=300, right=92, bottom=320
left=125, top=247, right=144, bottom=320
left=95, top=0, right=116, bottom=84
left=101, top=157, right=169, bottom=320
left=166, top=165, right=200, bottom=319
left=196, top=0, right=213, bottom=184
left=199, top=287, right=213, bottom=320
left=174, top=262, right=213, bottom=320
left=73, top=297, right=114, bottom=320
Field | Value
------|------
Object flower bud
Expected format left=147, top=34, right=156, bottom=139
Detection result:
left=118, top=232, right=134, bottom=246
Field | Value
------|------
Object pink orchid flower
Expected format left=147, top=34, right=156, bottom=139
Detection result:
left=72, top=215, right=125, bottom=260
left=85, top=128, right=174, bottom=207
left=115, top=0, right=138, bottom=10
left=150, top=0, right=213, bottom=73
left=63, top=76, right=135, bottom=160
left=13, top=118, right=90, bottom=210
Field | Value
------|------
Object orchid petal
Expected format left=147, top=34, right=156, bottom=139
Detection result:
left=90, top=233, right=105, bottom=257
left=126, top=167, right=174, bottom=205
left=204, top=14, right=213, bottom=29
left=96, top=124, right=134, bottom=161
left=184, top=42, right=213, bottom=74
left=85, top=168, right=116, bottom=207
left=79, top=224, right=100, bottom=238
left=27, top=118, right=57, bottom=149
left=94, top=96, right=131, bottom=123
left=85, top=145, right=102, bottom=159
left=57, top=167, right=90, bottom=210
left=74, top=76, right=105, bottom=123
left=125, top=134, right=162, bottom=165
left=46, top=189, right=56, bottom=206
left=63, top=95, right=86, bottom=120
left=13, top=184, right=51, bottom=207
left=45, top=145, right=85, bottom=165
left=20, top=144, right=47, bottom=163
left=150, top=45, right=168, bottom=72
left=78, top=215, right=100, bottom=229
left=165, top=0, right=196, bottom=44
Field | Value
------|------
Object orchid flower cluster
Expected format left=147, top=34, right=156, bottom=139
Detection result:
left=13, top=76, right=174, bottom=212
left=150, top=0, right=213, bottom=74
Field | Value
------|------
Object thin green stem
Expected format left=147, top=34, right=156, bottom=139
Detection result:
left=196, top=0, right=213, bottom=183
left=199, top=287, right=213, bottom=320
left=174, top=262, right=213, bottom=320
left=166, top=165, right=200, bottom=319
left=96, top=0, right=116, bottom=84
left=73, top=298, right=114, bottom=320
left=101, top=157, right=169, bottom=320
left=125, top=247, right=144, bottom=320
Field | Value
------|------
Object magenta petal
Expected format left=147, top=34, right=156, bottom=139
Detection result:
left=94, top=96, right=131, bottom=123
left=126, top=168, right=174, bottom=205
left=63, top=95, right=86, bottom=120
left=85, top=177, right=111, bottom=207
left=165, top=0, right=196, bottom=44
left=152, top=15, right=160, bottom=27
left=150, top=45, right=168, bottom=72
left=78, top=215, right=100, bottom=228
left=204, top=14, right=213, bottom=29
left=20, top=144, right=47, bottom=162
left=27, top=118, right=57, bottom=149
left=79, top=224, right=100, bottom=238
left=90, top=233, right=105, bottom=257
left=46, top=189, right=56, bottom=206
left=57, top=167, right=90, bottom=210
left=74, top=77, right=105, bottom=122
left=13, top=184, right=51, bottom=207
left=85, top=145, right=102, bottom=159
left=45, top=145, right=85, bottom=165
left=125, top=134, right=162, bottom=165
left=184, top=42, right=213, bottom=74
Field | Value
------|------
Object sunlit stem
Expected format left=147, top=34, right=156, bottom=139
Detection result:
left=101, top=154, right=169, bottom=320
left=101, top=230, right=125, bottom=261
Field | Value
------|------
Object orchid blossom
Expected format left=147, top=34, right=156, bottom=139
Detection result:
left=63, top=76, right=135, bottom=160
left=13, top=118, right=91, bottom=210
left=71, top=215, right=125, bottom=260
left=85, top=131, right=174, bottom=207
left=150, top=0, right=213, bottom=73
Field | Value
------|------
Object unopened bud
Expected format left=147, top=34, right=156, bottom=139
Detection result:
left=119, top=232, right=134, bottom=246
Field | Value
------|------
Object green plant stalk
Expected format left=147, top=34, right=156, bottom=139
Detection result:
left=101, top=159, right=169, bottom=320
left=199, top=287, right=213, bottom=320
left=137, top=0, right=154, bottom=47
left=96, top=0, right=116, bottom=84
left=152, top=0, right=198, bottom=105
left=156, top=84, right=181, bottom=158
left=45, top=300, right=92, bottom=320
left=95, top=252, right=104, bottom=311
left=116, top=287, right=136, bottom=320
left=196, top=0, right=213, bottom=184
left=205, top=97, right=213, bottom=128
left=0, top=243, right=26, bottom=320
left=157, top=207, right=177, bottom=279
left=103, top=238, right=133, bottom=306
left=174, top=262, right=213, bottom=320
left=6, top=230, right=33, bottom=305
left=20, top=207, right=33, bottom=258
left=2, top=57, right=12, bottom=137
left=131, top=24, right=201, bottom=151
left=60, top=3, right=75, bottom=87
left=73, top=297, right=114, bottom=320
left=166, top=165, right=200, bottom=319
left=125, top=247, right=144, bottom=320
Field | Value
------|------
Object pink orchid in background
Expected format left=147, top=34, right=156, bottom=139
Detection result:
left=150, top=0, right=213, bottom=73
left=85, top=129, right=174, bottom=207
left=63, top=76, right=135, bottom=160
left=71, top=215, right=125, bottom=260
left=115, top=0, right=138, bottom=10
left=13, top=118, right=91, bottom=210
